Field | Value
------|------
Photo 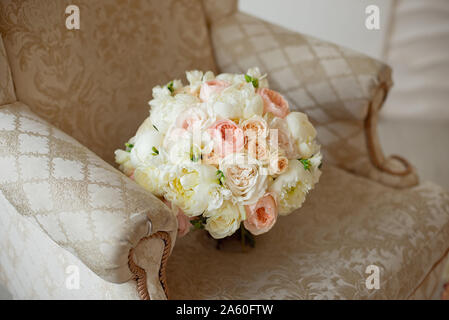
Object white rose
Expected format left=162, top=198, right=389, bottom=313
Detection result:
left=269, top=159, right=315, bottom=215
left=204, top=201, right=245, bottom=239
left=219, top=153, right=268, bottom=205
left=164, top=163, right=223, bottom=217
left=285, top=112, right=318, bottom=158
left=129, top=129, right=163, bottom=167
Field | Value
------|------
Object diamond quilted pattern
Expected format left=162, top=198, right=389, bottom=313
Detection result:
left=210, top=12, right=417, bottom=187
left=0, top=102, right=177, bottom=283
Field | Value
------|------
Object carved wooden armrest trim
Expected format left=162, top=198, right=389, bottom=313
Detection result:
left=128, top=231, right=172, bottom=300
left=364, top=68, right=418, bottom=187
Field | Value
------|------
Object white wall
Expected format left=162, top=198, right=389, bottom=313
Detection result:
left=238, top=0, right=393, bottom=60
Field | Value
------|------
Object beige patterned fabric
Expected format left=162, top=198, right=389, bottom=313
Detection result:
left=0, top=191, right=167, bottom=299
left=0, top=0, right=216, bottom=164
left=168, top=165, right=449, bottom=299
left=409, top=253, right=449, bottom=300
left=0, top=102, right=177, bottom=284
left=209, top=12, right=418, bottom=188
left=0, top=35, right=15, bottom=105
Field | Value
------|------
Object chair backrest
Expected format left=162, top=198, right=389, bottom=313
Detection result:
left=0, top=35, right=15, bottom=106
left=0, top=0, right=216, bottom=163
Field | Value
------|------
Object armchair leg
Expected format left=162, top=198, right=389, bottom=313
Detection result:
left=128, top=231, right=172, bottom=300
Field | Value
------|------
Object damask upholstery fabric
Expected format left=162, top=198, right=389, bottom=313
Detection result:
left=201, top=0, right=237, bottom=26
left=0, top=0, right=217, bottom=164
left=0, top=35, right=15, bottom=105
left=209, top=12, right=416, bottom=188
left=409, top=253, right=449, bottom=300
left=0, top=102, right=177, bottom=284
left=167, top=165, right=449, bottom=299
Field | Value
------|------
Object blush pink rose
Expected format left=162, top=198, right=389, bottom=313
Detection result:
left=257, top=88, right=290, bottom=118
left=199, top=80, right=230, bottom=102
left=176, top=210, right=191, bottom=238
left=163, top=199, right=191, bottom=237
left=208, top=119, right=244, bottom=158
left=243, top=193, right=278, bottom=235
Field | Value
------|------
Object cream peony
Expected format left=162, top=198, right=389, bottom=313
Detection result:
left=149, top=93, right=199, bottom=134
left=164, top=163, right=226, bottom=217
left=243, top=95, right=264, bottom=119
left=204, top=201, right=245, bottom=239
left=133, top=162, right=172, bottom=197
left=129, top=129, right=163, bottom=168
left=269, top=159, right=317, bottom=215
left=114, top=149, right=134, bottom=177
left=269, top=117, right=299, bottom=159
left=285, top=112, right=319, bottom=158
left=219, top=153, right=267, bottom=205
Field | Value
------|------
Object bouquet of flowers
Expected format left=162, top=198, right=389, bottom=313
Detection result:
left=115, top=68, right=322, bottom=243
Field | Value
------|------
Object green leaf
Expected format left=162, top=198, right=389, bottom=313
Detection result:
left=251, top=78, right=259, bottom=88
left=167, top=81, right=174, bottom=93
left=244, top=74, right=259, bottom=88
left=125, top=143, right=134, bottom=152
left=190, top=146, right=200, bottom=162
left=190, top=215, right=207, bottom=230
left=216, top=170, right=225, bottom=185
left=299, top=158, right=311, bottom=171
left=151, top=146, right=159, bottom=156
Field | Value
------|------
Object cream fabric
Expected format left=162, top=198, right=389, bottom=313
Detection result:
left=201, top=0, right=237, bottom=25
left=209, top=12, right=417, bottom=188
left=0, top=35, right=15, bottom=105
left=0, top=0, right=216, bottom=164
left=409, top=253, right=449, bottom=300
left=0, top=102, right=177, bottom=284
left=0, top=190, right=166, bottom=299
left=167, top=165, right=449, bottom=299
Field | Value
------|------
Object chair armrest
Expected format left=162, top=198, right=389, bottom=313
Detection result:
left=209, top=12, right=418, bottom=188
left=0, top=102, right=177, bottom=299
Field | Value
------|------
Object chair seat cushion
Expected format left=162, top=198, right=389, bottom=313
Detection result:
left=167, top=165, right=449, bottom=299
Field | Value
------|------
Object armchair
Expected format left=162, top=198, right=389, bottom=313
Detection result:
left=0, top=0, right=448, bottom=300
